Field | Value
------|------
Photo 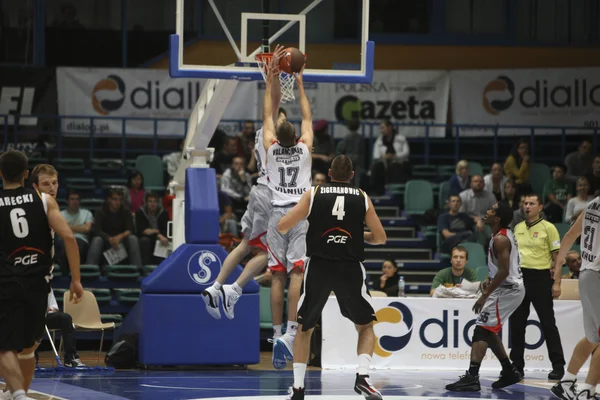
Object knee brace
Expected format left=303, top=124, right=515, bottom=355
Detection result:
left=472, top=325, right=495, bottom=344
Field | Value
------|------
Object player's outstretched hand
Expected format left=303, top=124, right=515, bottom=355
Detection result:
left=271, top=45, right=286, bottom=68
left=294, top=64, right=305, bottom=85
left=69, top=280, right=84, bottom=304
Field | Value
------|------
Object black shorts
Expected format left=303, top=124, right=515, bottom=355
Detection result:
left=0, top=276, right=49, bottom=352
left=297, top=257, right=376, bottom=331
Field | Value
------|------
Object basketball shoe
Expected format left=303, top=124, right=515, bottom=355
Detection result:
left=551, top=379, right=577, bottom=400
left=221, top=285, right=241, bottom=320
left=445, top=371, right=481, bottom=392
left=286, top=386, right=304, bottom=400
left=574, top=389, right=598, bottom=400
left=273, top=333, right=294, bottom=369
left=354, top=374, right=383, bottom=400
left=491, top=366, right=522, bottom=389
left=201, top=286, right=222, bottom=319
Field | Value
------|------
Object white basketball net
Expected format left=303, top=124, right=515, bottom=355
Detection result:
left=256, top=53, right=296, bottom=103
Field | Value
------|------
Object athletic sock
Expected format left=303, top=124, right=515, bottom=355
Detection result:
left=564, top=371, right=577, bottom=381
left=293, top=363, right=307, bottom=389
left=468, top=361, right=481, bottom=377
left=273, top=325, right=283, bottom=338
left=286, top=321, right=298, bottom=336
left=213, top=282, right=222, bottom=290
left=499, top=357, right=512, bottom=372
left=231, top=282, right=242, bottom=295
left=12, top=390, right=26, bottom=400
left=357, top=353, right=371, bottom=376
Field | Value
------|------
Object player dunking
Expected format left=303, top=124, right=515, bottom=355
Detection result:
left=551, top=198, right=600, bottom=400
left=446, top=201, right=523, bottom=392
left=277, top=155, right=386, bottom=400
left=0, top=150, right=84, bottom=400
left=263, top=55, right=313, bottom=369
left=202, top=46, right=287, bottom=320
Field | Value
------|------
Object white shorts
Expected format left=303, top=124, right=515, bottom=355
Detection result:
left=240, top=184, right=271, bottom=251
left=266, top=205, right=307, bottom=274
left=476, top=284, right=525, bottom=333
left=579, top=269, right=600, bottom=343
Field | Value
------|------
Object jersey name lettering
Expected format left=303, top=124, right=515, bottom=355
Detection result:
left=0, top=193, right=34, bottom=207
left=272, top=147, right=304, bottom=156
left=275, top=186, right=307, bottom=195
left=320, top=186, right=361, bottom=196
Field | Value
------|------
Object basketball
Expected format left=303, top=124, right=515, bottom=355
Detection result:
left=279, top=47, right=305, bottom=74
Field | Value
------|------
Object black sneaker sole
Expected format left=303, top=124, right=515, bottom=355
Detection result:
left=550, top=386, right=572, bottom=400
left=354, top=385, right=383, bottom=400
left=492, top=376, right=522, bottom=389
left=445, top=384, right=481, bottom=392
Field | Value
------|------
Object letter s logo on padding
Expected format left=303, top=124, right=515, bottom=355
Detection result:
left=187, top=250, right=222, bottom=285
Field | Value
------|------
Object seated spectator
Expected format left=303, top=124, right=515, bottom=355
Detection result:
left=312, top=119, right=336, bottom=175
left=45, top=289, right=86, bottom=367
left=125, top=170, right=147, bottom=214
left=484, top=162, right=508, bottom=201
left=430, top=246, right=478, bottom=296
left=236, top=120, right=256, bottom=160
left=565, top=177, right=593, bottom=224
left=86, top=188, right=142, bottom=269
left=437, top=195, right=476, bottom=254
left=217, top=181, right=238, bottom=236
left=510, top=194, right=547, bottom=229
left=585, top=155, right=600, bottom=196
left=313, top=172, right=327, bottom=186
left=565, top=139, right=592, bottom=182
left=544, top=165, right=573, bottom=223
left=448, top=160, right=470, bottom=196
left=162, top=139, right=184, bottom=178
left=564, top=250, right=581, bottom=279
left=504, top=138, right=532, bottom=195
left=220, top=156, right=252, bottom=210
left=136, top=192, right=170, bottom=266
left=336, top=119, right=364, bottom=187
left=375, top=260, right=400, bottom=297
left=55, top=189, right=93, bottom=273
left=504, top=180, right=520, bottom=210
left=459, top=174, right=496, bottom=221
left=210, top=137, right=239, bottom=176
left=370, top=120, right=410, bottom=195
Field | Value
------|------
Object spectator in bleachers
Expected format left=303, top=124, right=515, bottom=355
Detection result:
left=217, top=181, right=238, bottom=236
left=245, top=134, right=259, bottom=181
left=430, top=246, right=478, bottom=296
left=565, top=177, right=593, bottom=224
left=336, top=119, right=364, bottom=187
left=504, top=138, right=531, bottom=195
left=565, top=139, right=592, bottom=181
left=438, top=195, right=477, bottom=254
left=564, top=250, right=581, bottom=279
left=448, top=160, right=470, bottom=196
left=370, top=120, right=410, bottom=195
left=585, top=155, right=600, bottom=196
left=484, top=162, right=508, bottom=201
left=136, top=192, right=169, bottom=266
left=55, top=189, right=93, bottom=272
left=86, top=188, right=143, bottom=270
left=376, top=260, right=400, bottom=297
left=543, top=165, right=573, bottom=223
left=162, top=139, right=183, bottom=179
left=313, top=172, right=327, bottom=186
left=510, top=194, right=547, bottom=229
left=459, top=175, right=496, bottom=220
left=311, top=119, right=336, bottom=175
left=504, top=180, right=520, bottom=210
left=45, top=289, right=86, bottom=367
left=126, top=170, right=147, bottom=214
left=236, top=120, right=255, bottom=160
left=210, top=137, right=238, bottom=176
left=220, top=156, right=252, bottom=210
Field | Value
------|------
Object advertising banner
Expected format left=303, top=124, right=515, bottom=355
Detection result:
left=322, top=297, right=585, bottom=371
left=450, top=68, right=600, bottom=136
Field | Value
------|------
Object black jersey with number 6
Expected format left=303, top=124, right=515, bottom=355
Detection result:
left=0, top=187, right=53, bottom=278
left=306, top=182, right=368, bottom=261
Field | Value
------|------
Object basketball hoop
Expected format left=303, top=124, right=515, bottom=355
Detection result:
left=255, top=53, right=296, bottom=103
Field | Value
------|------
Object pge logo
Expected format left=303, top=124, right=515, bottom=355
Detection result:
left=483, top=75, right=515, bottom=115
left=373, top=301, right=413, bottom=357
left=92, top=75, right=126, bottom=115
left=187, top=250, right=222, bottom=286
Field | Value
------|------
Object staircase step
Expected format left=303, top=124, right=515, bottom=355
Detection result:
left=363, top=259, right=447, bottom=270
left=364, top=248, right=431, bottom=260
left=380, top=217, right=414, bottom=227
left=374, top=206, right=399, bottom=218
left=384, top=227, right=416, bottom=239
left=368, top=238, right=429, bottom=248
left=370, top=196, right=397, bottom=207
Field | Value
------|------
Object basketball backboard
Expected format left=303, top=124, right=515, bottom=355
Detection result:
left=169, top=0, right=374, bottom=83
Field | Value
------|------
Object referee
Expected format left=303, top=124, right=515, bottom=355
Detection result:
left=510, top=194, right=565, bottom=379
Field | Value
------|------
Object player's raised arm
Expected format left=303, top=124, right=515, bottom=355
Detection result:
left=296, top=68, right=314, bottom=152
left=262, top=58, right=278, bottom=151
left=270, top=45, right=286, bottom=119
left=277, top=188, right=312, bottom=234
left=364, top=195, right=387, bottom=245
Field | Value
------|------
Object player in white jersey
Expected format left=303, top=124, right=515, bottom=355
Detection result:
left=201, top=46, right=287, bottom=321
left=262, top=56, right=313, bottom=369
left=447, top=201, right=524, bottom=392
left=551, top=196, right=600, bottom=400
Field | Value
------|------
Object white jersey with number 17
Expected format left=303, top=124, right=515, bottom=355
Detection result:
left=266, top=140, right=312, bottom=207
left=254, top=128, right=268, bottom=187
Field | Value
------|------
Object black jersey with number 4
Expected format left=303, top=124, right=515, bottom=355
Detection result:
left=306, top=182, right=368, bottom=261
left=0, top=187, right=53, bottom=278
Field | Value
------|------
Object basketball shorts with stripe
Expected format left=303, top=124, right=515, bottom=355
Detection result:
left=476, top=284, right=525, bottom=333
left=267, top=205, right=307, bottom=273
left=240, top=184, right=272, bottom=251
left=579, top=269, right=600, bottom=343
left=297, top=257, right=376, bottom=331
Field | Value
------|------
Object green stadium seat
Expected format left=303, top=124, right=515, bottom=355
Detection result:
left=412, top=165, right=437, bottom=179
left=385, top=183, right=405, bottom=196
left=554, top=223, right=570, bottom=239
left=476, top=266, right=488, bottom=282
left=259, top=287, right=272, bottom=329
left=90, top=288, right=111, bottom=304
left=65, top=178, right=96, bottom=191
left=80, top=264, right=101, bottom=279
left=438, top=165, right=456, bottom=180
left=101, top=314, right=123, bottom=328
left=114, top=288, right=141, bottom=303
left=29, top=157, right=49, bottom=167
left=136, top=155, right=164, bottom=188
left=529, top=162, right=552, bottom=197
left=91, top=159, right=123, bottom=172
left=143, top=265, right=158, bottom=275
left=55, top=158, right=85, bottom=170
left=438, top=181, right=450, bottom=209
left=460, top=243, right=487, bottom=270
left=404, top=180, right=434, bottom=215
left=106, top=265, right=140, bottom=279
left=468, top=161, right=484, bottom=176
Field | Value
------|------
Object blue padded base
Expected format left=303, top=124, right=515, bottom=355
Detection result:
left=138, top=293, right=260, bottom=366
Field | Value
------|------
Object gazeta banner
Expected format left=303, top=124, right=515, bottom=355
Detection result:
left=322, top=297, right=585, bottom=371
